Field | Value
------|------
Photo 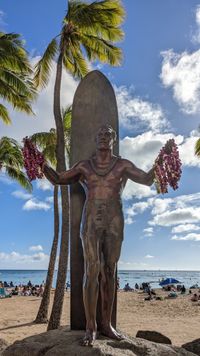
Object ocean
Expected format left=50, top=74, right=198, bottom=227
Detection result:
left=0, top=270, right=200, bottom=289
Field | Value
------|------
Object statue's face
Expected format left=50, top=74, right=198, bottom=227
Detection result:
left=96, top=127, right=115, bottom=150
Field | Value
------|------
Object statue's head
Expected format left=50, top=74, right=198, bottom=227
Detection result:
left=95, top=124, right=117, bottom=150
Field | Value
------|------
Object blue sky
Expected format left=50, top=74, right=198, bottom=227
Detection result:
left=1, top=0, right=200, bottom=270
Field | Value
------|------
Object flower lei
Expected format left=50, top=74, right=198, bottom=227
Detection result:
left=154, top=139, right=182, bottom=194
left=22, top=137, right=44, bottom=181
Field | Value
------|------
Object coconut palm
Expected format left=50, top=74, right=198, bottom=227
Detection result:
left=195, top=138, right=200, bottom=158
left=0, top=32, right=36, bottom=124
left=34, top=0, right=124, bottom=330
left=0, top=136, right=32, bottom=191
left=31, top=106, right=71, bottom=323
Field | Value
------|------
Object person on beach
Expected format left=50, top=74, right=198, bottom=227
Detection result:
left=123, top=283, right=133, bottom=292
left=191, top=293, right=198, bottom=301
left=42, top=124, right=166, bottom=346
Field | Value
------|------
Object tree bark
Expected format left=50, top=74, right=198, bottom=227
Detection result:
left=34, top=184, right=59, bottom=323
left=47, top=185, right=69, bottom=330
left=47, top=52, right=70, bottom=330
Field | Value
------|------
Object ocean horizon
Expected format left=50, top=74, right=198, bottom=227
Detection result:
left=1, top=269, right=200, bottom=289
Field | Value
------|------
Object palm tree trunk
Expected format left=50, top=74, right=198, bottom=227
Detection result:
left=34, top=184, right=59, bottom=323
left=47, top=52, right=70, bottom=330
left=53, top=53, right=66, bottom=172
left=47, top=185, right=69, bottom=330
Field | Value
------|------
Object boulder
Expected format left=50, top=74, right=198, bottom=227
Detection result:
left=136, top=330, right=172, bottom=344
left=3, top=328, right=197, bottom=356
left=0, top=339, right=9, bottom=354
left=182, top=338, right=200, bottom=355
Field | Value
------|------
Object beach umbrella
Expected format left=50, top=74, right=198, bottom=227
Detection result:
left=159, top=278, right=181, bottom=286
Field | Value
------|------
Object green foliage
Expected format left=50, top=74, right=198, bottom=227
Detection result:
left=30, top=106, right=72, bottom=166
left=195, top=138, right=200, bottom=157
left=0, top=32, right=36, bottom=124
left=0, top=136, right=32, bottom=192
left=34, top=38, right=58, bottom=89
left=34, top=0, right=125, bottom=88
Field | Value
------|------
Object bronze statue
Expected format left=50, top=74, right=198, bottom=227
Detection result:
left=42, top=124, right=155, bottom=346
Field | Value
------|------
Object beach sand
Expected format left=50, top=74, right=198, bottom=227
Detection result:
left=1, top=289, right=200, bottom=348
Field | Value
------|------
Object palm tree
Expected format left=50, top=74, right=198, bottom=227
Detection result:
left=195, top=138, right=200, bottom=158
left=31, top=106, right=71, bottom=323
left=0, top=136, right=32, bottom=191
left=34, top=0, right=124, bottom=330
left=0, top=32, right=36, bottom=124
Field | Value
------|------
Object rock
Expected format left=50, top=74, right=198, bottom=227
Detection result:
left=182, top=338, right=200, bottom=355
left=2, top=328, right=197, bottom=356
left=0, top=339, right=9, bottom=355
left=136, top=330, right=172, bottom=344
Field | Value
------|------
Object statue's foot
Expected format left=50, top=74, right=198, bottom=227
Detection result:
left=101, top=324, right=125, bottom=340
left=82, top=329, right=97, bottom=347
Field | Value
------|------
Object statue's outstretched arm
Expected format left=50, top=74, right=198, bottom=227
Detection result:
left=42, top=162, right=81, bottom=186
left=124, top=160, right=155, bottom=186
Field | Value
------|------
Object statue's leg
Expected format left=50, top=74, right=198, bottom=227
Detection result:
left=81, top=224, right=101, bottom=346
left=100, top=211, right=124, bottom=340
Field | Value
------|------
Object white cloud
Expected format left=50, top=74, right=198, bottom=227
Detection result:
left=125, top=216, right=134, bottom=225
left=120, top=130, right=184, bottom=200
left=115, top=85, right=169, bottom=132
left=0, top=10, right=6, bottom=29
left=146, top=193, right=200, bottom=230
left=172, top=233, right=200, bottom=241
left=0, top=250, right=49, bottom=269
left=23, top=198, right=51, bottom=211
left=149, top=197, right=173, bottom=215
left=149, top=207, right=200, bottom=227
left=123, top=180, right=156, bottom=200
left=145, top=254, right=154, bottom=258
left=29, top=245, right=43, bottom=252
left=160, top=49, right=200, bottom=114
left=124, top=201, right=150, bottom=225
left=45, top=196, right=54, bottom=203
left=172, top=224, right=200, bottom=234
left=12, top=190, right=32, bottom=200
left=0, top=58, right=78, bottom=142
left=32, top=252, right=47, bottom=261
left=143, top=227, right=154, bottom=237
left=192, top=5, right=200, bottom=44
left=36, top=179, right=53, bottom=191
left=179, top=131, right=200, bottom=167
left=0, top=173, right=15, bottom=185
left=125, top=201, right=149, bottom=217
left=120, top=131, right=183, bottom=171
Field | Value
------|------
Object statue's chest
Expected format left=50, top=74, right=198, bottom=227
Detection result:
left=85, top=169, right=122, bottom=187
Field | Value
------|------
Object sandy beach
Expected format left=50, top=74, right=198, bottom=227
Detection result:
left=1, top=289, right=200, bottom=349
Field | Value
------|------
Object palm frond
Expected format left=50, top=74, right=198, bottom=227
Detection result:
left=34, top=38, right=58, bottom=89
left=0, top=78, right=34, bottom=115
left=0, top=136, right=24, bottom=167
left=30, top=131, right=57, bottom=167
left=66, top=0, right=125, bottom=29
left=0, top=32, right=32, bottom=74
left=0, top=135, right=32, bottom=192
left=43, top=145, right=57, bottom=167
left=80, top=33, right=122, bottom=65
left=0, top=69, right=36, bottom=100
left=0, top=31, right=36, bottom=121
left=195, top=138, right=200, bottom=157
left=62, top=105, right=72, bottom=131
left=0, top=104, right=11, bottom=124
left=31, top=131, right=56, bottom=148
left=5, top=166, right=32, bottom=192
left=63, top=41, right=89, bottom=78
